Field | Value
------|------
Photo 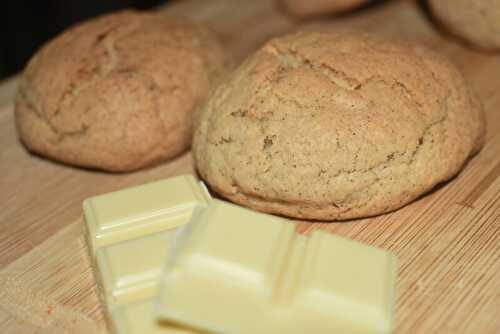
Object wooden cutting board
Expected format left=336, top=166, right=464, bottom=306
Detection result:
left=0, top=0, right=499, bottom=333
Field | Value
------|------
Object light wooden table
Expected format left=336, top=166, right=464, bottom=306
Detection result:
left=0, top=1, right=499, bottom=333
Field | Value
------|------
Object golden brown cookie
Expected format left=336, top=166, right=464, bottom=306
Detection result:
left=429, top=0, right=500, bottom=51
left=15, top=10, right=229, bottom=172
left=193, top=30, right=485, bottom=221
left=281, top=0, right=370, bottom=17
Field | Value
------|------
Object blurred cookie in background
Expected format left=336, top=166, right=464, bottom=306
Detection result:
left=280, top=0, right=372, bottom=17
left=428, top=0, right=500, bottom=51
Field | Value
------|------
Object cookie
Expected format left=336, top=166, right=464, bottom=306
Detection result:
left=429, top=0, right=500, bottom=50
left=193, top=30, right=485, bottom=221
left=15, top=10, right=229, bottom=172
left=281, top=0, right=370, bottom=17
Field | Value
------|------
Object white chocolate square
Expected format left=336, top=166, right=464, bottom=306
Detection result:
left=83, top=174, right=210, bottom=255
left=158, top=199, right=396, bottom=334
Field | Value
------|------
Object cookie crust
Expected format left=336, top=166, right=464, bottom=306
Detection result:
left=16, top=10, right=229, bottom=172
left=193, top=30, right=485, bottom=220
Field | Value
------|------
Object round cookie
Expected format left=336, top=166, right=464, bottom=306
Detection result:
left=428, top=0, right=500, bottom=51
left=16, top=10, right=229, bottom=172
left=193, top=30, right=485, bottom=221
left=281, top=0, right=371, bottom=17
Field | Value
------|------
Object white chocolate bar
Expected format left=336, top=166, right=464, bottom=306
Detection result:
left=157, top=199, right=396, bottom=334
left=83, top=174, right=210, bottom=255
left=83, top=174, right=210, bottom=334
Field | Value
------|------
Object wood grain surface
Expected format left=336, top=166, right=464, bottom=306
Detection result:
left=0, top=0, right=499, bottom=333
left=0, top=76, right=19, bottom=108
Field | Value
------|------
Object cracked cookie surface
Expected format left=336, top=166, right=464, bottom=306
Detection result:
left=15, top=10, right=229, bottom=172
left=193, top=30, right=485, bottom=221
left=429, top=0, right=500, bottom=51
